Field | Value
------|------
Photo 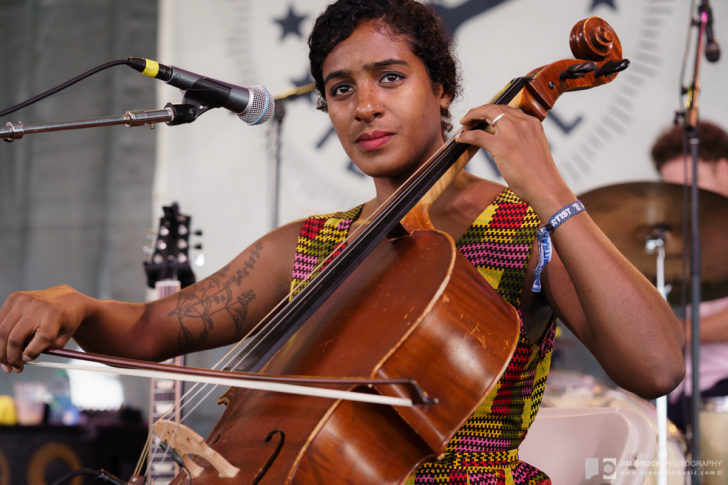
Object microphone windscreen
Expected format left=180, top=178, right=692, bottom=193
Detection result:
left=239, top=85, right=274, bottom=125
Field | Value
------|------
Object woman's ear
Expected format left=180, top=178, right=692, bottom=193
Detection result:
left=436, top=84, right=452, bottom=110
left=441, top=93, right=453, bottom=111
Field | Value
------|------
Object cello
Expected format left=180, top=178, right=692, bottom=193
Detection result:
left=50, top=15, right=630, bottom=485
left=158, top=16, right=629, bottom=485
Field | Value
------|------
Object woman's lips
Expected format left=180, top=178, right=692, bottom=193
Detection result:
left=356, top=131, right=393, bottom=150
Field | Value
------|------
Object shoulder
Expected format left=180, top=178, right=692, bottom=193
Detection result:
left=439, top=173, right=517, bottom=220
left=255, top=205, right=363, bottom=272
left=298, top=205, right=364, bottom=224
left=457, top=172, right=510, bottom=207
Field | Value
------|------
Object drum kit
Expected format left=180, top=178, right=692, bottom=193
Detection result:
left=537, top=180, right=728, bottom=484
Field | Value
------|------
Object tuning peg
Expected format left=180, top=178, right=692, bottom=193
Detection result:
left=194, top=252, right=205, bottom=268
left=142, top=244, right=155, bottom=257
left=143, top=230, right=157, bottom=254
left=593, top=59, right=630, bottom=77
left=559, top=61, right=597, bottom=80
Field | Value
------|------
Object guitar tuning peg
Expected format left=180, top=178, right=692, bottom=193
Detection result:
left=194, top=252, right=205, bottom=268
left=142, top=244, right=155, bottom=256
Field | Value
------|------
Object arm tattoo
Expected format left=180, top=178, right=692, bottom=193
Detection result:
left=169, top=242, right=264, bottom=350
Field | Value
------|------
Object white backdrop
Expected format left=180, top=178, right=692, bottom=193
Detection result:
left=152, top=0, right=728, bottom=280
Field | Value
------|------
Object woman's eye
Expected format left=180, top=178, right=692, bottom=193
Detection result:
left=381, top=72, right=404, bottom=84
left=330, top=83, right=352, bottom=97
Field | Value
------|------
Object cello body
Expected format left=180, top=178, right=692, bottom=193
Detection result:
left=172, top=229, right=520, bottom=484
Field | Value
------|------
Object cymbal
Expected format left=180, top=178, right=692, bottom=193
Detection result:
left=578, top=181, right=728, bottom=302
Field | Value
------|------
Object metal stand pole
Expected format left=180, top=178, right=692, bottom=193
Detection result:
left=1, top=104, right=198, bottom=142
left=647, top=232, right=670, bottom=485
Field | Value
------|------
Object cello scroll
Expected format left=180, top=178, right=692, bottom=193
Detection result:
left=515, top=16, right=629, bottom=121
left=405, top=16, right=630, bottom=225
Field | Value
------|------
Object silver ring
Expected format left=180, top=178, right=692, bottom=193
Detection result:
left=491, top=113, right=506, bottom=127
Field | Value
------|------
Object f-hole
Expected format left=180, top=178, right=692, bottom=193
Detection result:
left=252, top=430, right=285, bottom=484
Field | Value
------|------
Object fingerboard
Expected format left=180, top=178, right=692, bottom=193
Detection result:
left=148, top=279, right=184, bottom=484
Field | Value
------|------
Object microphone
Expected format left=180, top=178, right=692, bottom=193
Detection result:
left=127, top=57, right=274, bottom=125
left=700, top=1, right=721, bottom=62
left=705, top=25, right=721, bottom=63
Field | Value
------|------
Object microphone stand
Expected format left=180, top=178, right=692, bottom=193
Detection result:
left=0, top=104, right=199, bottom=142
left=680, top=2, right=714, bottom=481
left=268, top=83, right=315, bottom=230
left=270, top=102, right=285, bottom=230
left=646, top=231, right=670, bottom=485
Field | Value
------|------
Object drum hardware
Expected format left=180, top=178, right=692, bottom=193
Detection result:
left=699, top=396, right=728, bottom=484
left=576, top=180, right=728, bottom=484
left=541, top=370, right=689, bottom=485
left=645, top=225, right=671, bottom=485
left=579, top=181, right=728, bottom=304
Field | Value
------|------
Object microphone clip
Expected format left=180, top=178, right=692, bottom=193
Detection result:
left=164, top=103, right=200, bottom=126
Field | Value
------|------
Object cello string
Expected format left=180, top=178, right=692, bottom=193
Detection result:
left=145, top=28, right=625, bottom=477
left=138, top=82, right=505, bottom=472
left=138, top=126, right=474, bottom=474
left=157, top=126, right=473, bottom=426
left=202, top=128, right=468, bottom=376
left=54, top=29, right=624, bottom=477
left=141, top=133, right=463, bottom=462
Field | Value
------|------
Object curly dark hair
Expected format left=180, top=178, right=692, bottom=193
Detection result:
left=651, top=120, right=728, bottom=171
left=308, top=0, right=460, bottom=135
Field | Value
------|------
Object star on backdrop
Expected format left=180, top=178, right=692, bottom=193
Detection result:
left=590, top=0, right=617, bottom=11
left=273, top=4, right=307, bottom=40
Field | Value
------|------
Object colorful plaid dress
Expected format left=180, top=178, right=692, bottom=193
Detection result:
left=290, top=189, right=555, bottom=485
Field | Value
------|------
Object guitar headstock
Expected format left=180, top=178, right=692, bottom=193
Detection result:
left=143, top=202, right=198, bottom=289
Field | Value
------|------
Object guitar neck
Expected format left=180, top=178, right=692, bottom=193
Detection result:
left=143, top=202, right=200, bottom=484
left=155, top=279, right=182, bottom=298
left=149, top=279, right=184, bottom=483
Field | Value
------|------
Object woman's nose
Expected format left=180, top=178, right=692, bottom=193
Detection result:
left=355, top=84, right=382, bottom=122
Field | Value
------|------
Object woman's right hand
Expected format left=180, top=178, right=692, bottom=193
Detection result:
left=0, top=284, right=88, bottom=373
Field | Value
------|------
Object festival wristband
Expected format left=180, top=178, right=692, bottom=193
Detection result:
left=531, top=200, right=586, bottom=292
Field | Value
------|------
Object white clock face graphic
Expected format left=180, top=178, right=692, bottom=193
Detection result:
left=216, top=0, right=688, bottom=224
left=159, top=0, right=719, bottom=276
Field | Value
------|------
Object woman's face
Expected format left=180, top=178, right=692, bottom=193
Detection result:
left=321, top=21, right=452, bottom=189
